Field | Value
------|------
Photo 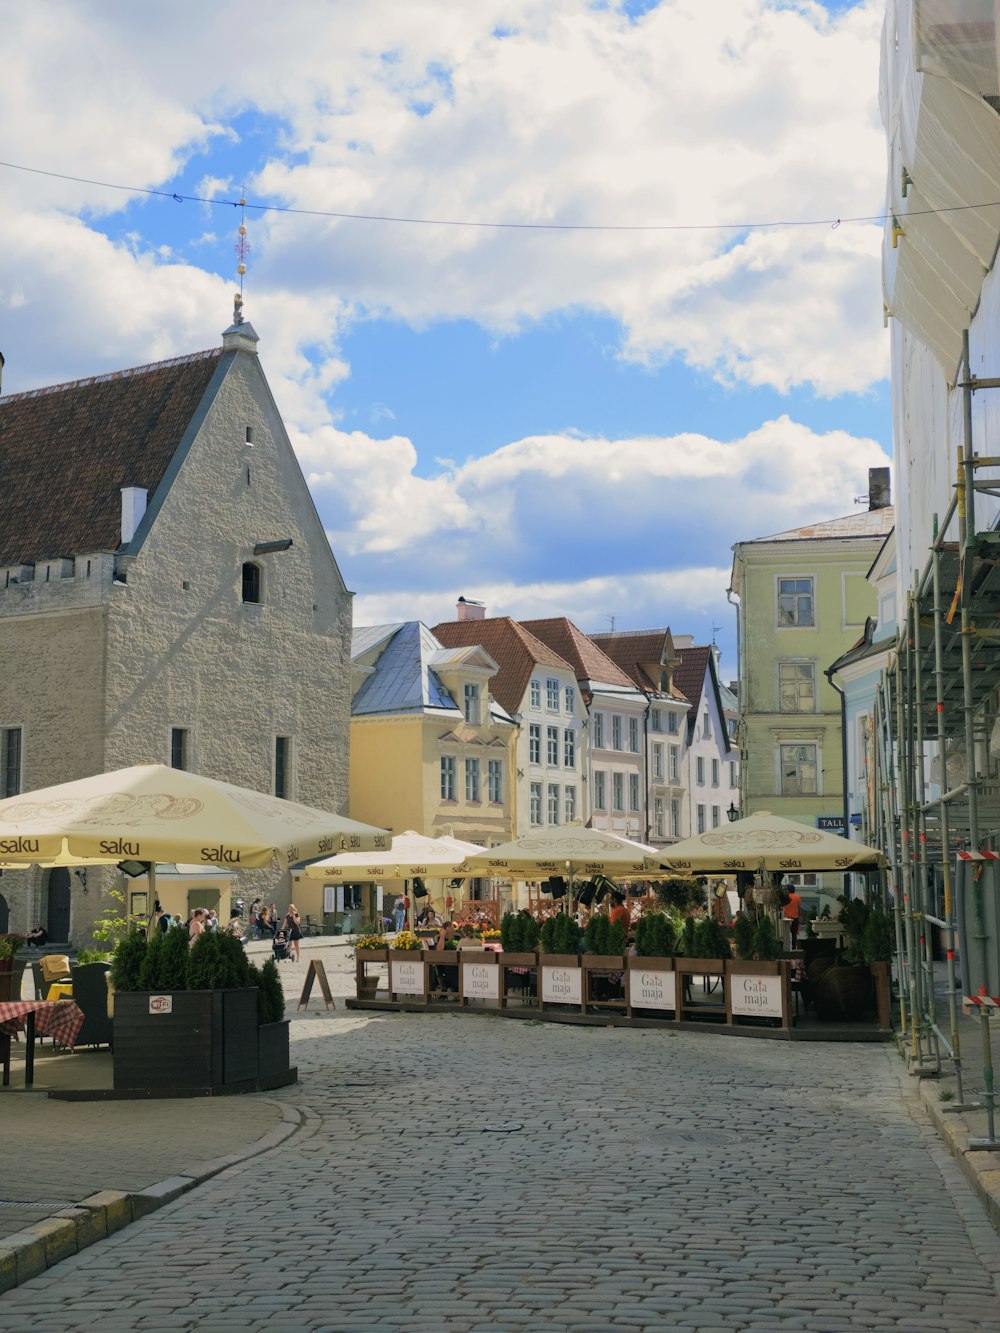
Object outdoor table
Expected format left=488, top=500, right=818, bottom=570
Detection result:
left=0, top=999, right=85, bottom=1089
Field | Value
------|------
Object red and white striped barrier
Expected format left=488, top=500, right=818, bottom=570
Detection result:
left=963, top=995, right=1000, bottom=1011
left=957, top=850, right=1000, bottom=861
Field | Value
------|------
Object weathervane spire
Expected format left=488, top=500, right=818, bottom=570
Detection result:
left=233, top=186, right=249, bottom=326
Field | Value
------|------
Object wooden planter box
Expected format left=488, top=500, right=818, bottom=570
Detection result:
left=356, top=948, right=388, bottom=962
left=726, top=959, right=792, bottom=1029
left=388, top=952, right=427, bottom=1001
left=676, top=957, right=727, bottom=1019
left=582, top=955, right=626, bottom=1013
left=539, top=954, right=582, bottom=1007
left=258, top=1019, right=292, bottom=1082
left=500, top=952, right=538, bottom=1007
left=459, top=952, right=501, bottom=1005
left=113, top=988, right=259, bottom=1091
left=626, top=956, right=677, bottom=1016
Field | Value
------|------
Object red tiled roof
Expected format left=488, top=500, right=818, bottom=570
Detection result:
left=589, top=629, right=682, bottom=695
left=520, top=618, right=637, bottom=690
left=674, top=646, right=712, bottom=719
left=432, top=617, right=572, bottom=716
left=0, top=350, right=224, bottom=565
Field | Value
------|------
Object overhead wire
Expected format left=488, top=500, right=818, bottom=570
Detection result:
left=2, top=156, right=1000, bottom=234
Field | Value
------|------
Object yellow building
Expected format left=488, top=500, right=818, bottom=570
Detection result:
left=295, top=622, right=516, bottom=926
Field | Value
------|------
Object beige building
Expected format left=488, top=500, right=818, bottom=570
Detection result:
left=0, top=315, right=354, bottom=940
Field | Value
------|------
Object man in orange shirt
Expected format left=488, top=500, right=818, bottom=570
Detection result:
left=782, top=884, right=802, bottom=948
left=609, top=897, right=630, bottom=931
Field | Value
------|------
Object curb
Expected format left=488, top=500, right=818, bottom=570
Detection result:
left=0, top=1101, right=302, bottom=1295
left=915, top=1073, right=1000, bottom=1232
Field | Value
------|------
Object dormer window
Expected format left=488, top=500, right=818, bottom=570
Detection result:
left=463, top=682, right=481, bottom=724
left=242, top=562, right=261, bottom=604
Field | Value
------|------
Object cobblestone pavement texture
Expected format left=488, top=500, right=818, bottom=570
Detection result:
left=1, top=942, right=999, bottom=1332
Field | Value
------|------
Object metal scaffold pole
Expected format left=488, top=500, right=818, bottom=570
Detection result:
left=911, top=575, right=940, bottom=1073
left=930, top=523, right=971, bottom=1105
left=896, top=631, right=921, bottom=1062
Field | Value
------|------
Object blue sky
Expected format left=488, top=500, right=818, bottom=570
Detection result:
left=0, top=0, right=891, bottom=677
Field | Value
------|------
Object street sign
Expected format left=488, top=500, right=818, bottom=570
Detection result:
left=816, top=816, right=845, bottom=834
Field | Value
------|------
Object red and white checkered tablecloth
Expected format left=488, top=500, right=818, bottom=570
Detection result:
left=0, top=999, right=86, bottom=1048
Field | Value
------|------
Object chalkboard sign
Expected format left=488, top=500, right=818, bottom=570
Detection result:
left=297, top=959, right=334, bottom=1010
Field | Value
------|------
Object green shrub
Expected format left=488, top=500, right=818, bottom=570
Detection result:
left=733, top=914, right=756, bottom=960
left=137, top=931, right=166, bottom=990
left=75, top=947, right=112, bottom=966
left=521, top=915, right=540, bottom=951
left=257, top=959, right=285, bottom=1024
left=606, top=920, right=627, bottom=955
left=500, top=911, right=519, bottom=952
left=753, top=914, right=781, bottom=961
left=634, top=911, right=677, bottom=958
left=584, top=913, right=610, bottom=954
left=680, top=916, right=697, bottom=958
left=540, top=916, right=557, bottom=954
left=110, top=927, right=148, bottom=993
left=694, top=917, right=731, bottom=960
left=185, top=930, right=249, bottom=990
left=840, top=898, right=871, bottom=963
left=159, top=926, right=190, bottom=989
left=862, top=909, right=895, bottom=965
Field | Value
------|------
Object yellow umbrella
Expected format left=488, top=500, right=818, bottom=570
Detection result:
left=302, top=830, right=482, bottom=880
left=0, top=764, right=389, bottom=870
left=464, top=826, right=657, bottom=879
left=657, top=810, right=887, bottom=874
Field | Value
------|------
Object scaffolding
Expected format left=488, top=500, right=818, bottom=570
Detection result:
left=870, top=333, right=1000, bottom=1142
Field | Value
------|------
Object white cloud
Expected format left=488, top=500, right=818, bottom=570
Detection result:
left=0, top=0, right=889, bottom=397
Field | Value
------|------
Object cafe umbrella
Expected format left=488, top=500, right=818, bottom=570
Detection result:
left=463, top=826, right=659, bottom=915
left=655, top=810, right=887, bottom=875
left=303, top=829, right=484, bottom=926
left=0, top=763, right=390, bottom=902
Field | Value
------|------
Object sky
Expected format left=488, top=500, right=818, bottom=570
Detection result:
left=0, top=0, right=892, bottom=678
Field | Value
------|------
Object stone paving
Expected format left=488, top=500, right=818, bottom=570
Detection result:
left=2, top=941, right=1000, bottom=1333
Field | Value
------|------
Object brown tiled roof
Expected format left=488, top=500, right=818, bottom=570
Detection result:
left=0, top=350, right=224, bottom=565
left=674, top=646, right=712, bottom=720
left=589, top=628, right=685, bottom=696
left=432, top=616, right=572, bottom=716
left=520, top=618, right=637, bottom=690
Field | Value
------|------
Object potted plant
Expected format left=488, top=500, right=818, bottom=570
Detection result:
left=538, top=913, right=581, bottom=1006
left=809, top=900, right=877, bottom=1022
left=627, top=910, right=678, bottom=1014
left=249, top=958, right=290, bottom=1082
left=111, top=926, right=293, bottom=1093
left=0, top=933, right=25, bottom=972
left=582, top=913, right=627, bottom=1008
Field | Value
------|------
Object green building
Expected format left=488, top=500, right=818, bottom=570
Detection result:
left=729, top=473, right=893, bottom=906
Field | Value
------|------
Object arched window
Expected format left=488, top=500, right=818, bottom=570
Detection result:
left=241, top=561, right=261, bottom=604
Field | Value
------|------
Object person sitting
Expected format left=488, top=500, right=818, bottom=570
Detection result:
left=258, top=906, right=276, bottom=938
left=25, top=923, right=49, bottom=948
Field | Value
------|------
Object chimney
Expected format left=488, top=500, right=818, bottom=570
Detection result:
left=120, top=487, right=148, bottom=545
left=456, top=596, right=486, bottom=621
left=868, top=467, right=890, bottom=511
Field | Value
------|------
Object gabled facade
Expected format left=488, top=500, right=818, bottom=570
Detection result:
left=673, top=641, right=740, bottom=841
left=349, top=621, right=516, bottom=850
left=589, top=627, right=690, bottom=846
left=432, top=613, right=589, bottom=837
left=521, top=618, right=648, bottom=840
left=0, top=317, right=354, bottom=939
left=729, top=481, right=894, bottom=902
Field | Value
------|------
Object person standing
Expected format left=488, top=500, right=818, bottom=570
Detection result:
left=284, top=903, right=302, bottom=962
left=783, top=884, right=802, bottom=948
left=393, top=895, right=406, bottom=932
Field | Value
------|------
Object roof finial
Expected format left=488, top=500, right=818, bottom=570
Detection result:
left=233, top=186, right=249, bottom=325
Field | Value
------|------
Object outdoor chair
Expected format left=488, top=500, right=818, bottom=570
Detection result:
left=68, top=962, right=113, bottom=1048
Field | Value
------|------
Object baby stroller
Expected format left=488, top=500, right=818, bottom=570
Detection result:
left=272, top=930, right=293, bottom=962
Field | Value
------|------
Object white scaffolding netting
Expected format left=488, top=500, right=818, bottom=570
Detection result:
left=882, top=0, right=1000, bottom=380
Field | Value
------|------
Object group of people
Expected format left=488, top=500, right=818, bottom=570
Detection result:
left=144, top=899, right=303, bottom=960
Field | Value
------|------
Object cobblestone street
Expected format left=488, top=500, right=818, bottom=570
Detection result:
left=2, top=964, right=1000, bottom=1333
